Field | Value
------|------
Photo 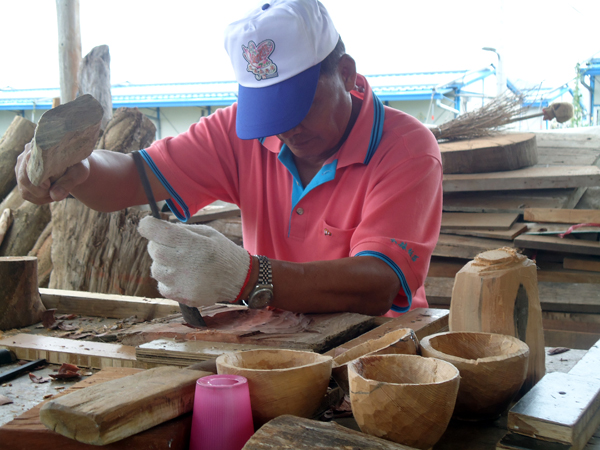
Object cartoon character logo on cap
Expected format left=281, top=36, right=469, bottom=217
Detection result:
left=242, top=40, right=278, bottom=81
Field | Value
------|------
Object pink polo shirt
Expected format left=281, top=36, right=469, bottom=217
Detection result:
left=142, top=75, right=443, bottom=315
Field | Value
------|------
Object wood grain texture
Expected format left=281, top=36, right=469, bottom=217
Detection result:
left=514, top=234, right=600, bottom=256
left=0, top=334, right=143, bottom=369
left=441, top=212, right=519, bottom=230
left=434, top=234, right=513, bottom=259
left=0, top=367, right=194, bottom=450
left=443, top=166, right=600, bottom=193
left=0, top=115, right=36, bottom=200
left=439, top=133, right=537, bottom=174
left=524, top=208, right=600, bottom=224
left=39, top=366, right=209, bottom=445
left=441, top=222, right=528, bottom=240
left=0, top=200, right=51, bottom=257
left=564, top=256, right=600, bottom=273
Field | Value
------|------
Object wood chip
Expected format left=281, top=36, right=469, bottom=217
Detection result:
left=548, top=347, right=571, bottom=355
left=29, top=373, right=52, bottom=384
left=0, top=394, right=13, bottom=405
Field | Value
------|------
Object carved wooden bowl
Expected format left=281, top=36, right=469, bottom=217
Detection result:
left=348, top=354, right=459, bottom=450
left=420, top=331, right=529, bottom=420
left=332, top=328, right=419, bottom=394
left=216, top=349, right=332, bottom=427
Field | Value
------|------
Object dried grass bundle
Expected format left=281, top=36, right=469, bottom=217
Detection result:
left=431, top=92, right=527, bottom=142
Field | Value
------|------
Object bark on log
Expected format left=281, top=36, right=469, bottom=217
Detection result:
left=0, top=186, right=25, bottom=213
left=0, top=201, right=51, bottom=257
left=28, top=221, right=53, bottom=288
left=0, top=209, right=13, bottom=247
left=79, top=45, right=113, bottom=130
left=0, top=115, right=36, bottom=200
left=97, top=107, right=156, bottom=153
left=0, top=256, right=46, bottom=331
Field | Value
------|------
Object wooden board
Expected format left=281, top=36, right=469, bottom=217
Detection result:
left=119, top=311, right=376, bottom=354
left=537, top=146, right=600, bottom=166
left=564, top=256, right=600, bottom=273
left=443, top=189, right=585, bottom=213
left=569, top=339, right=600, bottom=379
left=534, top=131, right=600, bottom=150
left=39, top=365, right=210, bottom=445
left=443, top=166, right=600, bottom=193
left=0, top=334, right=144, bottom=369
left=434, top=234, right=513, bottom=259
left=323, top=308, right=449, bottom=358
left=440, top=222, right=528, bottom=240
left=524, top=208, right=600, bottom=224
left=525, top=223, right=600, bottom=235
left=507, top=372, right=600, bottom=449
left=244, top=415, right=416, bottom=449
left=0, top=367, right=193, bottom=450
left=514, top=234, right=600, bottom=256
left=439, top=133, right=537, bottom=174
left=40, top=288, right=181, bottom=320
left=441, top=212, right=519, bottom=230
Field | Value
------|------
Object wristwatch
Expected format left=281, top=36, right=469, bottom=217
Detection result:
left=247, top=255, right=274, bottom=309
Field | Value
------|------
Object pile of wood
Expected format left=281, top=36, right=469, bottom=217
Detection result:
left=426, top=129, right=600, bottom=349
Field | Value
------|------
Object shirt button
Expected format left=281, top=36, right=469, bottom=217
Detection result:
left=296, top=207, right=304, bottom=215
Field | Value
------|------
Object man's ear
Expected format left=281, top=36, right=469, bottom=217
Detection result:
left=338, top=54, right=357, bottom=92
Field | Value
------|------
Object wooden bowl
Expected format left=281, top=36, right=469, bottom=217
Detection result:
left=216, top=349, right=332, bottom=426
left=420, top=331, right=529, bottom=420
left=332, top=328, right=418, bottom=394
left=348, top=354, right=459, bottom=449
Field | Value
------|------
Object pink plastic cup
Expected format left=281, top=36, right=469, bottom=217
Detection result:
left=189, top=374, right=254, bottom=450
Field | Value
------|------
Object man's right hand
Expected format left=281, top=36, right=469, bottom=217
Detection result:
left=15, top=142, right=91, bottom=205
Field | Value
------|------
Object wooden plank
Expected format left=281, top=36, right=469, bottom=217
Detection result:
left=323, top=308, right=448, bottom=358
left=443, top=189, right=579, bottom=213
left=514, top=234, right=600, bottom=256
left=534, top=132, right=600, bottom=150
left=440, top=222, right=528, bottom=240
left=427, top=258, right=467, bottom=278
left=537, top=146, right=600, bottom=166
left=544, top=329, right=600, bottom=351
left=507, top=372, right=600, bottom=449
left=525, top=223, right=600, bottom=235
left=441, top=212, right=519, bottom=230
left=536, top=262, right=600, bottom=284
left=0, top=367, right=194, bottom=450
left=524, top=208, right=600, bottom=224
left=564, top=256, right=600, bottom=273
left=443, top=166, right=600, bottom=193
left=569, top=339, right=600, bottom=379
left=136, top=339, right=274, bottom=366
left=434, top=234, right=513, bottom=259
left=0, top=334, right=143, bottom=369
left=40, top=288, right=181, bottom=320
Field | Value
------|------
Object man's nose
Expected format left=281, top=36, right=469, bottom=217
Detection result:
left=278, top=123, right=303, bottom=139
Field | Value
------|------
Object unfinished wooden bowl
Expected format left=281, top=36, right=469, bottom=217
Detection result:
left=216, top=349, right=332, bottom=427
left=348, top=354, right=459, bottom=450
left=332, top=328, right=418, bottom=394
left=420, top=331, right=529, bottom=420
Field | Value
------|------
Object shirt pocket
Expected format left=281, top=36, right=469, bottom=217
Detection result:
left=319, top=219, right=357, bottom=259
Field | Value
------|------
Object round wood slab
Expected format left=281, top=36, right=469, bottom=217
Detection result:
left=439, top=133, right=537, bottom=174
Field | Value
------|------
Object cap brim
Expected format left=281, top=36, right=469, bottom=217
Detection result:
left=235, top=63, right=321, bottom=140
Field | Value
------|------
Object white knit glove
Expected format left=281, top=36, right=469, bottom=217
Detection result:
left=137, top=216, right=251, bottom=307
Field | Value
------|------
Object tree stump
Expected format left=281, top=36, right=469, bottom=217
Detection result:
left=28, top=221, right=53, bottom=287
left=449, top=247, right=545, bottom=393
left=0, top=201, right=51, bottom=257
left=0, top=115, right=36, bottom=200
left=0, top=256, right=46, bottom=331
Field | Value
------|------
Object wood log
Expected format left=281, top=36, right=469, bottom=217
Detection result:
left=439, top=133, right=537, bottom=174
left=96, top=107, right=156, bottom=153
left=0, top=185, right=24, bottom=213
left=0, top=256, right=46, bottom=331
left=0, top=201, right=51, bottom=256
left=39, top=366, right=211, bottom=445
left=0, top=208, right=12, bottom=247
left=0, top=115, right=36, bottom=200
left=28, top=221, right=53, bottom=287
left=78, top=45, right=112, bottom=130
left=449, top=248, right=545, bottom=393
left=26, top=94, right=103, bottom=186
left=243, top=415, right=417, bottom=449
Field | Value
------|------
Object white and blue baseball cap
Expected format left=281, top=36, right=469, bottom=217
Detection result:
left=224, top=0, right=339, bottom=139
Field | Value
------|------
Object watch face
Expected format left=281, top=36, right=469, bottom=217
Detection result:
left=249, top=287, right=273, bottom=309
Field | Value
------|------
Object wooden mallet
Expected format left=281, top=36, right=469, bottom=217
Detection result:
left=507, top=101, right=574, bottom=124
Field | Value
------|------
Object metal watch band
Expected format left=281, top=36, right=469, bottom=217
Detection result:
left=256, top=255, right=272, bottom=285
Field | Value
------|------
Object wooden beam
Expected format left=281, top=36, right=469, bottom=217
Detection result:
left=441, top=212, right=519, bottom=230
left=39, top=288, right=180, bottom=320
left=563, top=256, right=600, bottom=273
left=434, top=234, right=513, bottom=259
left=525, top=222, right=600, bottom=235
left=524, top=208, right=600, bottom=224
left=443, top=166, right=600, bottom=193
left=514, top=234, right=600, bottom=257
left=440, top=222, right=528, bottom=241
left=0, top=334, right=143, bottom=369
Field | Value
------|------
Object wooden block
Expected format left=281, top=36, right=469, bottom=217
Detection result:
left=508, top=372, right=600, bottom=450
left=323, top=308, right=448, bottom=358
left=27, top=94, right=103, bottom=186
left=441, top=212, right=519, bottom=230
left=569, top=338, right=600, bottom=379
left=443, top=166, right=600, bottom=193
left=243, top=414, right=417, bottom=449
left=136, top=339, right=274, bottom=366
left=40, top=288, right=181, bottom=320
left=440, top=222, right=528, bottom=241
left=0, top=334, right=143, bottom=369
left=434, top=234, right=513, bottom=259
left=39, top=365, right=209, bottom=445
left=524, top=208, right=600, bottom=224
left=514, top=234, right=600, bottom=256
left=564, top=257, right=600, bottom=273
left=0, top=367, right=193, bottom=450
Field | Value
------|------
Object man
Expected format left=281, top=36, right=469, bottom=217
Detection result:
left=16, top=0, right=442, bottom=317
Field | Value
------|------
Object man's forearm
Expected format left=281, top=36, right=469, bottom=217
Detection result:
left=242, top=256, right=401, bottom=316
